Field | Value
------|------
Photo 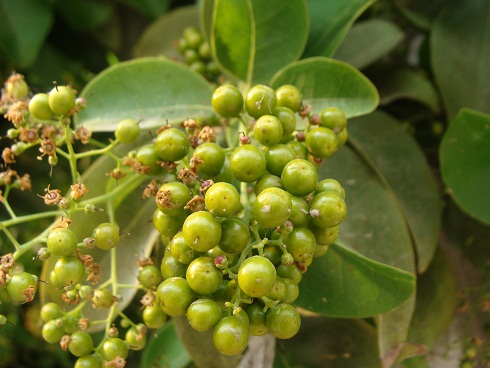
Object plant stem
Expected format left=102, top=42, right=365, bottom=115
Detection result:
left=2, top=210, right=63, bottom=228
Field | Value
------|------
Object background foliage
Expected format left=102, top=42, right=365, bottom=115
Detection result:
left=1, top=0, right=489, bottom=367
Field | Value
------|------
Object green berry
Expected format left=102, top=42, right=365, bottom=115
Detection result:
left=205, top=182, right=240, bottom=217
left=213, top=316, right=249, bottom=355
left=68, top=331, right=94, bottom=357
left=93, top=223, right=120, bottom=250
left=156, top=277, right=196, bottom=316
left=320, top=107, right=347, bottom=133
left=53, top=257, right=85, bottom=287
left=245, top=85, right=277, bottom=118
left=253, top=115, right=283, bottom=146
left=186, top=256, right=222, bottom=294
left=155, top=128, right=190, bottom=162
left=230, top=144, right=266, bottom=183
left=275, top=85, right=302, bottom=112
left=48, top=86, right=76, bottom=115
left=143, top=305, right=167, bottom=329
left=253, top=187, right=292, bottom=229
left=100, top=337, right=128, bottom=361
left=309, top=192, right=347, bottom=228
left=29, top=93, right=53, bottom=120
left=237, top=256, right=276, bottom=297
left=266, top=303, right=301, bottom=339
left=212, top=85, right=244, bottom=118
left=115, top=118, right=140, bottom=144
left=183, top=211, right=222, bottom=252
left=7, top=272, right=37, bottom=302
left=193, top=142, right=226, bottom=176
left=47, top=227, right=78, bottom=257
left=281, top=159, right=318, bottom=197
left=186, top=298, right=222, bottom=331
left=219, top=218, right=250, bottom=255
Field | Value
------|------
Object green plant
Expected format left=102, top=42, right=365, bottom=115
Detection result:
left=1, top=1, right=490, bottom=368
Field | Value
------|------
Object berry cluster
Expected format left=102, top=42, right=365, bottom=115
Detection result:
left=148, top=83, right=348, bottom=355
left=1, top=72, right=348, bottom=366
left=176, top=27, right=221, bottom=82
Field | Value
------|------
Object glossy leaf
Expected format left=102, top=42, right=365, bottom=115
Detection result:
left=0, top=0, right=53, bottom=67
left=75, top=57, right=214, bottom=131
left=211, top=0, right=309, bottom=85
left=40, top=152, right=158, bottom=331
left=133, top=6, right=200, bottom=60
left=334, top=19, right=404, bottom=70
left=270, top=57, right=379, bottom=118
left=303, top=0, right=375, bottom=57
left=55, top=0, right=113, bottom=31
left=348, top=111, right=442, bottom=273
left=297, top=242, right=415, bottom=317
left=141, top=321, right=192, bottom=368
left=439, top=109, right=490, bottom=224
left=274, top=316, right=381, bottom=368
left=431, top=0, right=490, bottom=119
left=368, top=68, right=441, bottom=114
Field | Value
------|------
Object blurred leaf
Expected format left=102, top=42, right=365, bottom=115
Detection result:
left=0, top=0, right=53, bottom=67
left=211, top=0, right=309, bottom=85
left=141, top=321, right=192, bottom=368
left=200, top=0, right=214, bottom=42
left=431, top=0, right=490, bottom=119
left=55, top=0, right=113, bottom=30
left=334, top=19, right=404, bottom=70
left=348, top=111, right=442, bottom=273
left=440, top=108, right=490, bottom=224
left=297, top=241, right=415, bottom=317
left=270, top=57, right=379, bottom=118
left=75, top=57, right=214, bottom=131
left=394, top=0, right=448, bottom=30
left=303, top=0, right=375, bottom=58
left=41, top=153, right=157, bottom=331
left=274, top=316, right=381, bottom=368
left=118, top=0, right=172, bottom=20
left=368, top=67, right=441, bottom=114
left=133, top=5, right=199, bottom=60
left=407, top=248, right=457, bottom=349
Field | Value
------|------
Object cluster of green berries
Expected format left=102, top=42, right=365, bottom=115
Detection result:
left=176, top=27, right=221, bottom=82
left=144, top=83, right=348, bottom=355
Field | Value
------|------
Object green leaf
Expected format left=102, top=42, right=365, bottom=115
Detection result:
left=334, top=19, right=404, bottom=70
left=407, top=248, right=457, bottom=349
left=55, top=0, right=113, bottom=30
left=141, top=321, right=192, bottom=368
left=0, top=0, right=53, bottom=67
left=377, top=297, right=416, bottom=368
left=394, top=0, right=448, bottom=30
left=348, top=111, right=442, bottom=273
left=270, top=57, right=379, bottom=118
left=274, top=316, right=381, bottom=368
left=40, top=153, right=157, bottom=331
left=297, top=242, right=415, bottom=317
left=303, top=0, right=375, bottom=58
left=368, top=67, right=441, bottom=114
left=118, top=0, right=172, bottom=20
left=211, top=0, right=309, bottom=85
left=439, top=108, right=490, bottom=224
left=133, top=5, right=200, bottom=60
left=431, top=0, right=490, bottom=119
left=75, top=57, right=214, bottom=131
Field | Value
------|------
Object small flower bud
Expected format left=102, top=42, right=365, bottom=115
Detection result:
left=37, top=247, right=51, bottom=261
